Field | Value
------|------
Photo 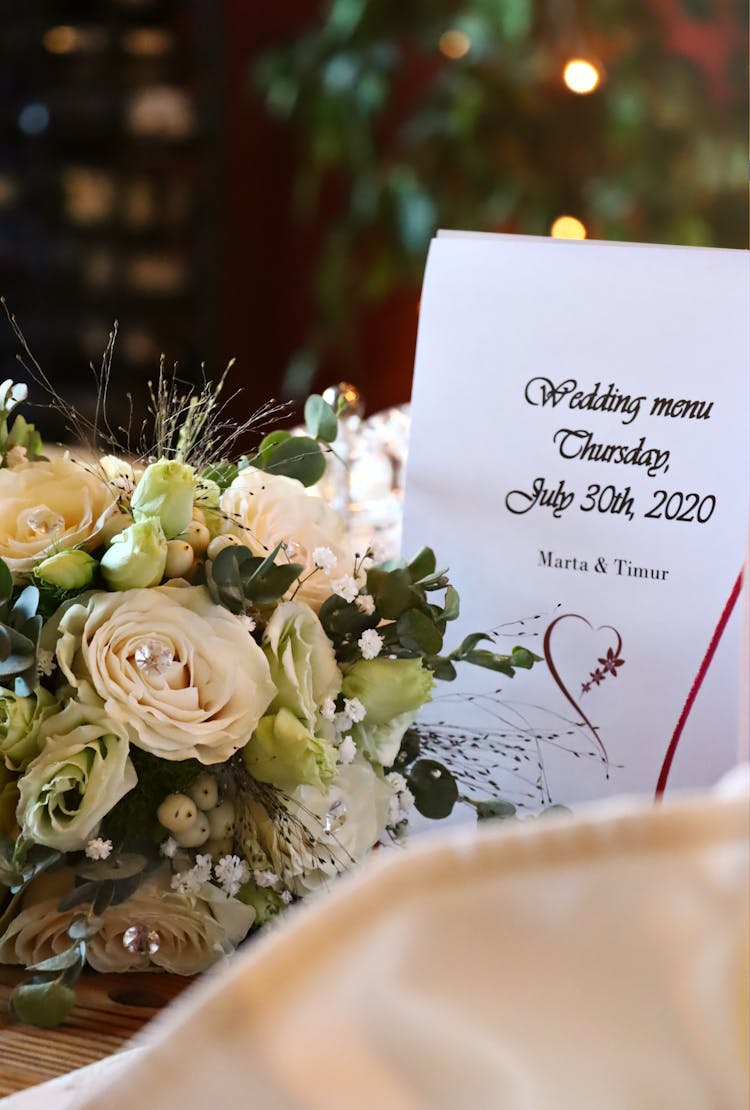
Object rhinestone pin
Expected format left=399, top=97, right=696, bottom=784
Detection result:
left=122, top=924, right=160, bottom=956
left=24, top=505, right=65, bottom=537
left=134, top=639, right=174, bottom=675
left=323, top=799, right=347, bottom=835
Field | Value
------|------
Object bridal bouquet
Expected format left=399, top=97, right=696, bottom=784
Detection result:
left=0, top=337, right=538, bottom=1028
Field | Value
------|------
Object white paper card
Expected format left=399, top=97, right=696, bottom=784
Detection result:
left=403, top=233, right=749, bottom=808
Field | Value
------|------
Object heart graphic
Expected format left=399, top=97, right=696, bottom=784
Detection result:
left=543, top=613, right=623, bottom=765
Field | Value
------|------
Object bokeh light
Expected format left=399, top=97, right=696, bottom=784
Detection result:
left=563, top=58, right=601, bottom=95
left=439, top=30, right=471, bottom=60
left=550, top=215, right=587, bottom=239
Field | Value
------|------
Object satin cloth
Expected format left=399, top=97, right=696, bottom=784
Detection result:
left=5, top=773, right=748, bottom=1110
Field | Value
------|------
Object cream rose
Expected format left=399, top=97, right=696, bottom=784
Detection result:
left=241, top=757, right=394, bottom=895
left=55, top=585, right=276, bottom=764
left=0, top=867, right=255, bottom=975
left=0, top=455, right=116, bottom=575
left=221, top=468, right=354, bottom=612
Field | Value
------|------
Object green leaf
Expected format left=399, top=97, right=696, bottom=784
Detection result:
left=10, top=979, right=77, bottom=1029
left=200, top=462, right=238, bottom=491
left=0, top=559, right=12, bottom=602
left=257, top=430, right=292, bottom=461
left=366, top=567, right=413, bottom=619
left=406, top=547, right=436, bottom=583
left=510, top=645, right=541, bottom=669
left=396, top=609, right=443, bottom=655
left=304, top=394, right=338, bottom=443
left=475, top=798, right=517, bottom=821
left=68, top=916, right=103, bottom=941
left=442, top=586, right=460, bottom=623
left=462, top=649, right=515, bottom=676
left=261, top=436, right=327, bottom=486
left=406, top=759, right=458, bottom=819
left=75, top=853, right=148, bottom=882
left=393, top=728, right=420, bottom=769
left=246, top=562, right=303, bottom=605
left=28, top=943, right=85, bottom=974
left=426, top=656, right=457, bottom=681
left=450, top=632, right=491, bottom=658
left=57, top=881, right=100, bottom=912
left=319, top=593, right=378, bottom=637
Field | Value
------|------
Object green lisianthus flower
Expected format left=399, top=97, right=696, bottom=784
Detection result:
left=17, top=700, right=137, bottom=852
left=342, top=658, right=434, bottom=766
left=131, top=458, right=196, bottom=539
left=100, top=519, right=167, bottom=590
left=34, top=549, right=97, bottom=591
left=242, top=707, right=337, bottom=793
left=0, top=685, right=59, bottom=772
left=263, top=601, right=341, bottom=732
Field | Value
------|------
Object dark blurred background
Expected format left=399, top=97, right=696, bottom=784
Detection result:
left=0, top=0, right=746, bottom=443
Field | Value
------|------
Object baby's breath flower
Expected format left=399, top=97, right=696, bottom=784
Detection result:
left=160, top=837, right=178, bottom=859
left=343, top=697, right=366, bottom=724
left=36, top=649, right=56, bottom=678
left=312, top=546, right=337, bottom=575
left=320, top=696, right=337, bottom=722
left=214, top=854, right=251, bottom=898
left=330, top=575, right=359, bottom=604
left=253, top=869, right=279, bottom=889
left=279, top=890, right=293, bottom=905
left=85, top=837, right=112, bottom=861
left=337, top=736, right=356, bottom=765
left=357, top=628, right=383, bottom=660
left=239, top=614, right=257, bottom=633
left=355, top=594, right=376, bottom=616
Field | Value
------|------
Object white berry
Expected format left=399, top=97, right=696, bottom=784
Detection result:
left=179, top=520, right=210, bottom=556
left=174, top=812, right=211, bottom=848
left=207, top=800, right=235, bottom=840
left=207, top=534, right=244, bottom=561
left=157, top=793, right=198, bottom=833
left=187, top=772, right=219, bottom=811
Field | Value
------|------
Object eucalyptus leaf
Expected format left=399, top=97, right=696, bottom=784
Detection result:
left=510, top=645, right=541, bottom=669
left=28, top=943, right=85, bottom=974
left=406, top=759, right=458, bottom=820
left=396, top=609, right=443, bottom=655
left=366, top=567, right=413, bottom=619
left=261, top=435, right=326, bottom=486
left=442, top=586, right=460, bottom=623
left=475, top=799, right=517, bottom=821
left=68, top=915, right=104, bottom=941
left=406, top=546, right=436, bottom=583
left=57, top=881, right=100, bottom=912
left=393, top=728, right=420, bottom=769
left=462, top=649, right=515, bottom=676
left=0, top=559, right=11, bottom=602
left=75, top=852, right=147, bottom=882
left=10, top=978, right=77, bottom=1029
left=304, top=394, right=338, bottom=443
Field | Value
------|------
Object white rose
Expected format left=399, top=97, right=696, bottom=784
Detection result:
left=0, top=455, right=116, bottom=575
left=242, top=757, right=394, bottom=895
left=0, top=867, right=255, bottom=976
left=221, top=468, right=354, bottom=612
left=55, top=585, right=276, bottom=764
left=17, top=700, right=137, bottom=852
left=263, top=600, right=341, bottom=731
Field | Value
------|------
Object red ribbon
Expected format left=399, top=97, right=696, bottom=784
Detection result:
left=655, top=568, right=745, bottom=799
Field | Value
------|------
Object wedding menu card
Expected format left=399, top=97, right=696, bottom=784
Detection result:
left=403, top=232, right=749, bottom=808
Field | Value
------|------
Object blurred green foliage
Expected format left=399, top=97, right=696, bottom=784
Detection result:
left=255, top=0, right=747, bottom=384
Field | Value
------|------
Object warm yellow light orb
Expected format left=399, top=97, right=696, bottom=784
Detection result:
left=550, top=215, right=587, bottom=240
left=563, top=58, right=601, bottom=95
left=43, top=26, right=77, bottom=54
left=439, top=30, right=471, bottom=60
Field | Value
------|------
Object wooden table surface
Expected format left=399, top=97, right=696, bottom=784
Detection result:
left=0, top=966, right=190, bottom=1098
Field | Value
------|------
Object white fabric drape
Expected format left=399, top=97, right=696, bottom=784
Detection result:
left=6, top=772, right=749, bottom=1109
